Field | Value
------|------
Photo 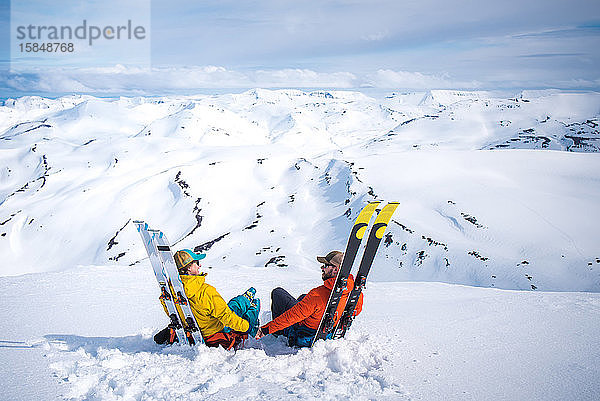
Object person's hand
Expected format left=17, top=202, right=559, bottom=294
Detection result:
left=255, top=327, right=266, bottom=340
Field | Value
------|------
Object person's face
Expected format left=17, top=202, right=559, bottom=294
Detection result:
left=321, top=262, right=339, bottom=280
left=187, top=261, right=200, bottom=275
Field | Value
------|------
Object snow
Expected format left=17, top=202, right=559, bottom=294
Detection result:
left=0, top=89, right=599, bottom=400
left=1, top=266, right=599, bottom=400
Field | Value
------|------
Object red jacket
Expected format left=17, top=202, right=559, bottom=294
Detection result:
left=262, top=274, right=363, bottom=334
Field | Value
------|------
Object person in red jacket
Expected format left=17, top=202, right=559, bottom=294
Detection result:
left=255, top=250, right=363, bottom=347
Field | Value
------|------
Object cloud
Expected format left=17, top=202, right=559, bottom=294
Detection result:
left=361, top=31, right=389, bottom=41
left=517, top=53, right=586, bottom=58
left=2, top=64, right=598, bottom=97
left=252, top=69, right=357, bottom=87
left=366, top=70, right=482, bottom=90
left=3, top=65, right=359, bottom=95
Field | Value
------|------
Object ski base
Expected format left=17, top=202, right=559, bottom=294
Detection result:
left=134, top=220, right=203, bottom=346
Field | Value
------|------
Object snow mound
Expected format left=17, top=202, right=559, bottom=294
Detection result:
left=44, top=333, right=405, bottom=400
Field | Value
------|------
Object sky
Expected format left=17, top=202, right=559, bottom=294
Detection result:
left=1, top=0, right=599, bottom=96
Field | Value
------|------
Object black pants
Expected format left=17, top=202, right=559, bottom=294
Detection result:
left=270, top=287, right=306, bottom=336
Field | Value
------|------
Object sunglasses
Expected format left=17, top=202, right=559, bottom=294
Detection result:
left=322, top=263, right=337, bottom=268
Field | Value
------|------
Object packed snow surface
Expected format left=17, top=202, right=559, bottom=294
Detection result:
left=0, top=89, right=599, bottom=400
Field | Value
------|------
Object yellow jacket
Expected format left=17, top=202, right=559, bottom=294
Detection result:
left=161, top=274, right=249, bottom=338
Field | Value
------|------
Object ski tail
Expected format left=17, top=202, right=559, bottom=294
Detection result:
left=332, top=202, right=399, bottom=339
left=348, top=201, right=381, bottom=245
left=311, top=201, right=380, bottom=346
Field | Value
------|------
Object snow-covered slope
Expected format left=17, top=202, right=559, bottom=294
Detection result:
left=2, top=266, right=599, bottom=401
left=1, top=89, right=599, bottom=290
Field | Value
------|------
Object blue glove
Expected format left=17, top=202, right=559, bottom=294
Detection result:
left=224, top=287, right=261, bottom=336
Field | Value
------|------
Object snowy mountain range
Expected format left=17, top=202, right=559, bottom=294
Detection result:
left=1, top=89, right=599, bottom=290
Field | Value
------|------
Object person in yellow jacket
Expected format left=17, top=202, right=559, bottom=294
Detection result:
left=156, top=249, right=258, bottom=349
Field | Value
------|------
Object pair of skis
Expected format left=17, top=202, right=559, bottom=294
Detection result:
left=312, top=201, right=399, bottom=346
left=134, top=221, right=203, bottom=346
